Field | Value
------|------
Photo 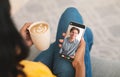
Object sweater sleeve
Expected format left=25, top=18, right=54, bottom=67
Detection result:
left=20, top=60, right=56, bottom=77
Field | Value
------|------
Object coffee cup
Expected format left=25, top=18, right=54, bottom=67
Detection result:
left=28, top=21, right=50, bottom=51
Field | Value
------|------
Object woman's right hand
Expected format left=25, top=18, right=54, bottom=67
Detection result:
left=20, top=22, right=33, bottom=47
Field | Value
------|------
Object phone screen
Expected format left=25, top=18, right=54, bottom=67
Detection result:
left=59, top=21, right=86, bottom=61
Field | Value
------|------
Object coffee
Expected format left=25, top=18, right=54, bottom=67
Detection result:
left=28, top=21, right=50, bottom=51
left=30, top=23, right=48, bottom=34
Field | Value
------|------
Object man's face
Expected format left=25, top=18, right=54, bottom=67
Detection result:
left=70, top=29, right=79, bottom=39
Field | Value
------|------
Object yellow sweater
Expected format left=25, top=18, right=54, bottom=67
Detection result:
left=20, top=60, right=56, bottom=77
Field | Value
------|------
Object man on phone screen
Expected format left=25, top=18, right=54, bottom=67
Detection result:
left=59, top=27, right=80, bottom=60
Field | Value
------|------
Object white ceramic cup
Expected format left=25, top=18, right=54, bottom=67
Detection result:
left=28, top=21, right=50, bottom=51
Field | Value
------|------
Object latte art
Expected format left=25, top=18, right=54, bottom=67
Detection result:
left=28, top=21, right=50, bottom=51
left=30, top=23, right=48, bottom=33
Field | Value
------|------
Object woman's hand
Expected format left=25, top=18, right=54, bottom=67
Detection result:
left=58, top=33, right=85, bottom=77
left=58, top=33, right=86, bottom=64
left=20, top=22, right=33, bottom=47
left=72, top=38, right=86, bottom=77
left=72, top=38, right=86, bottom=67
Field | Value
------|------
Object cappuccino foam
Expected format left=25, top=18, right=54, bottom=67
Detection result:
left=30, top=23, right=48, bottom=34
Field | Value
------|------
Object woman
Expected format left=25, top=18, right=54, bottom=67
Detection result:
left=0, top=0, right=88, bottom=77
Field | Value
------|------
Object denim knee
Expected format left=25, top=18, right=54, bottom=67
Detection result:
left=84, top=27, right=94, bottom=51
left=56, top=7, right=84, bottom=40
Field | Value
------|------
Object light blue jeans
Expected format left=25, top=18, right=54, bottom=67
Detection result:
left=34, top=7, right=93, bottom=77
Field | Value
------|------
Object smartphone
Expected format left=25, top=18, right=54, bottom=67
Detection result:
left=59, top=21, right=86, bottom=62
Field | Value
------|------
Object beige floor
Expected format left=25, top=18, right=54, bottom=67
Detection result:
left=10, top=0, right=120, bottom=61
left=10, top=0, right=29, bottom=15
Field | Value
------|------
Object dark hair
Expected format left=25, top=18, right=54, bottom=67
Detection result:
left=70, top=27, right=80, bottom=34
left=0, top=0, right=29, bottom=77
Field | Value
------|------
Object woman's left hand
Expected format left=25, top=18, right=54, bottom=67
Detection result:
left=72, top=38, right=86, bottom=68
